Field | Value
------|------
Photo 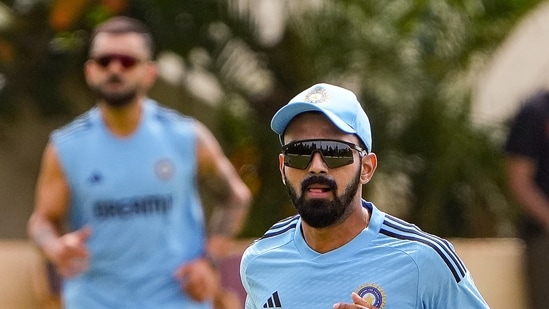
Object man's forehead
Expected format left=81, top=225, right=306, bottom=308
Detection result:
left=90, top=32, right=149, bottom=57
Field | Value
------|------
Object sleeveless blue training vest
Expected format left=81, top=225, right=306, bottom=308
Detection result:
left=52, top=99, right=210, bottom=308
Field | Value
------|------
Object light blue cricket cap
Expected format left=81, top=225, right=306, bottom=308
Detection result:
left=271, top=83, right=372, bottom=152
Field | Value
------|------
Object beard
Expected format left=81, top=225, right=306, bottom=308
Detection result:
left=284, top=167, right=362, bottom=228
left=89, top=74, right=137, bottom=108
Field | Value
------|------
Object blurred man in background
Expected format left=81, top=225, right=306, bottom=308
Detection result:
left=28, top=16, right=251, bottom=309
left=504, top=90, right=549, bottom=309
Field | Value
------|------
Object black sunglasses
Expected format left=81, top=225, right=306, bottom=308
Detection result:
left=282, top=139, right=367, bottom=169
left=92, top=54, right=141, bottom=69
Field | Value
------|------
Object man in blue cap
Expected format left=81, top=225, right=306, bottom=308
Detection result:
left=240, top=83, right=489, bottom=308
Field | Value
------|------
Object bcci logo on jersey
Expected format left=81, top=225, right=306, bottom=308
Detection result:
left=355, top=284, right=386, bottom=309
left=155, top=158, right=175, bottom=181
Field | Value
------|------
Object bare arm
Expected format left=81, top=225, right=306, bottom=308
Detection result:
left=174, top=121, right=252, bottom=302
left=506, top=155, right=549, bottom=231
left=28, top=142, right=90, bottom=277
left=194, top=120, right=252, bottom=257
left=28, top=142, right=69, bottom=253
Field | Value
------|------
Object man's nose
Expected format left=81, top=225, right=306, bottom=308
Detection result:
left=307, top=152, right=328, bottom=173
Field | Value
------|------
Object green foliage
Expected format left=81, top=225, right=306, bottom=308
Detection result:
left=0, top=0, right=543, bottom=237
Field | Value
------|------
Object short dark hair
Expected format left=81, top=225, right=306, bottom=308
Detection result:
left=89, top=16, right=155, bottom=58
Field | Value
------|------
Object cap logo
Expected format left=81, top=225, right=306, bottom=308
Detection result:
left=304, top=86, right=329, bottom=104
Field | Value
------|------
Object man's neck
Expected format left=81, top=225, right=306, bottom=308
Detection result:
left=301, top=202, right=370, bottom=254
left=99, top=98, right=144, bottom=137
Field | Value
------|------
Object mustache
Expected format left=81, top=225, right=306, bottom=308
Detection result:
left=301, top=175, right=337, bottom=192
left=106, top=74, right=123, bottom=83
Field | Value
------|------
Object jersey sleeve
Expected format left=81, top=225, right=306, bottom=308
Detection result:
left=240, top=246, right=258, bottom=309
left=417, top=246, right=489, bottom=308
left=244, top=295, right=258, bottom=309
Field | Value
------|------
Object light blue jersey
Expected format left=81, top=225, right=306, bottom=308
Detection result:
left=240, top=201, right=489, bottom=308
left=52, top=99, right=210, bottom=308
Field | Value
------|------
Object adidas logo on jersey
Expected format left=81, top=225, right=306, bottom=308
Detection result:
left=88, top=171, right=103, bottom=184
left=263, top=291, right=282, bottom=308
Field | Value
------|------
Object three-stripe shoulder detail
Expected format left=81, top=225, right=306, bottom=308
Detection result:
left=260, top=215, right=299, bottom=240
left=154, top=105, right=192, bottom=123
left=53, top=113, right=93, bottom=141
left=380, top=214, right=466, bottom=283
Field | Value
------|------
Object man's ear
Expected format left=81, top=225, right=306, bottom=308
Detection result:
left=84, top=60, right=93, bottom=84
left=279, top=154, right=286, bottom=184
left=144, top=61, right=158, bottom=88
left=360, top=153, right=377, bottom=184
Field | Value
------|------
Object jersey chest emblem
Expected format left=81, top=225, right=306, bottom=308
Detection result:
left=355, top=283, right=386, bottom=309
left=155, top=158, right=175, bottom=181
